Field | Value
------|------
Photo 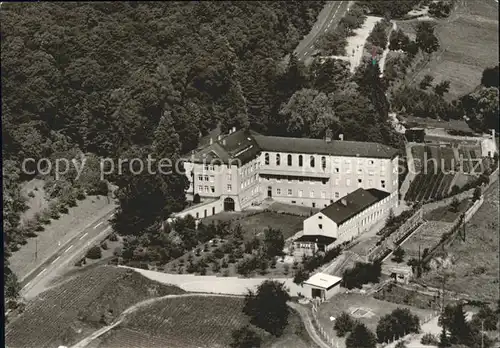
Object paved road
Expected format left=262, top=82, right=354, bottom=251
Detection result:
left=20, top=209, right=116, bottom=299
left=294, top=1, right=351, bottom=62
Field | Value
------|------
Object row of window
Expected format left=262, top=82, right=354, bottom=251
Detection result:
left=264, top=153, right=327, bottom=169
left=263, top=153, right=385, bottom=169
left=241, top=174, right=258, bottom=189
left=265, top=176, right=387, bottom=189
left=262, top=176, right=327, bottom=185
left=198, top=185, right=215, bottom=193
left=198, top=174, right=215, bottom=182
left=240, top=161, right=259, bottom=177
left=273, top=188, right=335, bottom=199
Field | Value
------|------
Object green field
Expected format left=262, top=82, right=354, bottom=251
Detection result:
left=410, top=0, right=498, bottom=100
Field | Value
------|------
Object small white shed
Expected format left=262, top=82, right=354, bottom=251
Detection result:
left=303, top=273, right=342, bottom=300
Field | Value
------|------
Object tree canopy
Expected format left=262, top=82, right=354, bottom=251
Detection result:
left=243, top=280, right=290, bottom=337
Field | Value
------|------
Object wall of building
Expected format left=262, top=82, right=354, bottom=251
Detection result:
left=325, top=283, right=341, bottom=299
left=173, top=199, right=224, bottom=219
left=302, top=283, right=341, bottom=300
left=481, top=137, right=497, bottom=157
left=236, top=157, right=262, bottom=209
left=184, top=144, right=399, bottom=213
left=301, top=190, right=398, bottom=245
left=336, top=190, right=397, bottom=243
left=303, top=212, right=338, bottom=238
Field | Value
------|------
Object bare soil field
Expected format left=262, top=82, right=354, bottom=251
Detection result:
left=419, top=180, right=499, bottom=302
left=96, top=296, right=313, bottom=348
left=400, top=220, right=454, bottom=260
left=9, top=194, right=115, bottom=280
left=410, top=0, right=499, bottom=100
left=316, top=293, right=433, bottom=348
left=5, top=266, right=184, bottom=348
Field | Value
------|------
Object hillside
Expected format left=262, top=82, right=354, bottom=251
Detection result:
left=95, top=295, right=314, bottom=348
left=419, top=179, right=499, bottom=302
left=5, top=266, right=185, bottom=348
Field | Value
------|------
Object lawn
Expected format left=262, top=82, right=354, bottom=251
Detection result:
left=316, top=293, right=433, bottom=347
left=424, top=198, right=470, bottom=222
left=204, top=210, right=305, bottom=240
left=418, top=180, right=499, bottom=302
left=5, top=266, right=185, bottom=348
left=410, top=0, right=499, bottom=100
left=96, top=296, right=314, bottom=348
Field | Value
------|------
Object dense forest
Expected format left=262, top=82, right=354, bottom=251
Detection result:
left=2, top=1, right=405, bottom=307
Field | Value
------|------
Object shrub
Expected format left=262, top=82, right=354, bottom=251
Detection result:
left=212, top=261, right=221, bottom=273
left=270, top=257, right=277, bottom=269
left=109, top=233, right=118, bottom=242
left=24, top=230, right=38, bottom=238
left=334, top=312, right=356, bottom=337
left=420, top=333, right=439, bottom=345
left=28, top=191, right=35, bottom=198
left=113, top=247, right=122, bottom=257
left=76, top=189, right=86, bottom=200
left=100, top=241, right=108, bottom=250
left=49, top=208, right=60, bottom=220
left=35, top=224, right=45, bottom=232
left=213, top=248, right=224, bottom=259
left=65, top=193, right=77, bottom=207
left=58, top=204, right=69, bottom=214
left=86, top=245, right=102, bottom=259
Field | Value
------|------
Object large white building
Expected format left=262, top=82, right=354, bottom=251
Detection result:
left=179, top=128, right=400, bottom=219
left=294, top=187, right=396, bottom=253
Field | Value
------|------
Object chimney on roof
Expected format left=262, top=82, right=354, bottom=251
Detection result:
left=209, top=138, right=213, bottom=145
left=325, top=129, right=333, bottom=143
left=232, top=126, right=236, bottom=133
left=217, top=134, right=222, bottom=141
left=341, top=198, right=347, bottom=206
left=339, top=134, right=344, bottom=141
left=222, top=139, right=226, bottom=145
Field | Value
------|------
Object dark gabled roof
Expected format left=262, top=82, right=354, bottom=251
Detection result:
left=294, top=235, right=336, bottom=245
left=253, top=135, right=399, bottom=159
left=222, top=129, right=261, bottom=164
left=320, top=188, right=390, bottom=226
left=185, top=129, right=400, bottom=166
left=183, top=129, right=260, bottom=166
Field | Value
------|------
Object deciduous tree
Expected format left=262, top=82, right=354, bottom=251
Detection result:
left=243, top=280, right=290, bottom=336
left=346, top=322, right=377, bottom=348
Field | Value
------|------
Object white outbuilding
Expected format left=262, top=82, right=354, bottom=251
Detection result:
left=303, top=272, right=342, bottom=300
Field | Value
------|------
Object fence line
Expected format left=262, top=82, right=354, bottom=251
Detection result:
left=311, top=298, right=338, bottom=348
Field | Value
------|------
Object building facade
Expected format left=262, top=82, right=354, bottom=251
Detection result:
left=179, top=128, right=400, bottom=215
left=301, top=188, right=396, bottom=247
